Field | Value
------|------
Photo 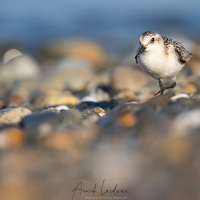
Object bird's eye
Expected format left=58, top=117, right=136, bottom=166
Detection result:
left=151, top=38, right=155, bottom=43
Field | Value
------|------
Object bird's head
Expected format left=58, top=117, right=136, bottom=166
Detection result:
left=135, top=31, right=163, bottom=62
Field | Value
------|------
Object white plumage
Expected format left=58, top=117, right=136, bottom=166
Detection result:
left=135, top=31, right=192, bottom=95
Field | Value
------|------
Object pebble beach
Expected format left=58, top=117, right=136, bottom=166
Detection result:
left=0, top=38, right=199, bottom=200
left=0, top=1, right=200, bottom=200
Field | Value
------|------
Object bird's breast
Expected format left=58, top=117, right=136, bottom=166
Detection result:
left=138, top=51, right=184, bottom=79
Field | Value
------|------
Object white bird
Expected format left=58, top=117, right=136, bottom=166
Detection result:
left=135, top=31, right=192, bottom=95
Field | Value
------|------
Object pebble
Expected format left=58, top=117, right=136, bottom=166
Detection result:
left=0, top=127, right=25, bottom=149
left=42, top=58, right=95, bottom=91
left=174, top=109, right=200, bottom=132
left=42, top=40, right=105, bottom=67
left=81, top=89, right=110, bottom=102
left=0, top=38, right=199, bottom=200
left=22, top=109, right=82, bottom=130
left=111, top=66, right=149, bottom=92
left=114, top=89, right=135, bottom=102
left=118, top=112, right=138, bottom=127
left=170, top=93, right=190, bottom=102
left=20, top=112, right=60, bottom=130
left=1, top=52, right=40, bottom=81
left=3, top=49, right=22, bottom=63
left=35, top=90, right=80, bottom=107
left=0, top=107, right=32, bottom=124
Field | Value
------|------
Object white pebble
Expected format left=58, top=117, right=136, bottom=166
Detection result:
left=80, top=96, right=98, bottom=102
left=174, top=109, right=200, bottom=132
left=55, top=105, right=70, bottom=111
left=170, top=93, right=190, bottom=102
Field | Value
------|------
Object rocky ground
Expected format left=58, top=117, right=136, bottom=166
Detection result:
left=0, top=40, right=200, bottom=200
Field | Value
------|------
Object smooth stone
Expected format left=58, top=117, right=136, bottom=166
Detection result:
left=42, top=131, right=77, bottom=151
left=35, top=90, right=80, bottom=107
left=20, top=112, right=60, bottom=129
left=82, top=109, right=100, bottom=125
left=21, top=109, right=82, bottom=130
left=41, top=40, right=105, bottom=67
left=170, top=93, right=190, bottom=102
left=111, top=66, right=149, bottom=92
left=114, top=90, right=135, bottom=102
left=41, top=105, right=70, bottom=113
left=3, top=49, right=22, bottom=63
left=42, top=58, right=95, bottom=91
left=1, top=55, right=40, bottom=81
left=0, top=127, right=25, bottom=149
left=99, top=102, right=141, bottom=127
left=93, top=107, right=106, bottom=117
left=81, top=96, right=98, bottom=102
left=55, top=105, right=70, bottom=111
left=117, top=112, right=138, bottom=127
left=184, top=84, right=198, bottom=94
left=174, top=109, right=200, bottom=132
left=82, top=109, right=100, bottom=120
left=60, top=109, right=83, bottom=126
left=144, top=93, right=174, bottom=111
left=0, top=107, right=32, bottom=124
left=40, top=107, right=60, bottom=114
left=77, top=99, right=118, bottom=111
left=81, top=89, right=109, bottom=102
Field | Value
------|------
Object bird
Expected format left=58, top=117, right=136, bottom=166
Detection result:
left=135, top=31, right=192, bottom=95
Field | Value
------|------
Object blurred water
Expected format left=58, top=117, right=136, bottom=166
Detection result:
left=0, top=0, right=199, bottom=49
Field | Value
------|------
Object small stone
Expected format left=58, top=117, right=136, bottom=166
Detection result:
left=40, top=105, right=70, bottom=114
left=61, top=109, right=83, bottom=127
left=174, top=109, right=200, bottom=132
left=184, top=84, right=198, bottom=94
left=41, top=58, right=95, bottom=91
left=170, top=93, right=190, bottom=102
left=0, top=127, right=25, bottom=149
left=42, top=40, right=105, bottom=67
left=1, top=54, right=40, bottom=81
left=118, top=112, right=137, bottom=127
left=81, top=96, right=98, bottom=102
left=111, top=66, right=149, bottom=92
left=0, top=107, right=32, bottom=124
left=82, top=109, right=100, bottom=120
left=23, top=109, right=82, bottom=130
left=114, top=90, right=135, bottom=102
left=81, top=89, right=110, bottom=102
left=40, top=107, right=60, bottom=114
left=145, top=93, right=174, bottom=111
left=77, top=99, right=118, bottom=111
left=3, top=49, right=22, bottom=63
left=42, top=131, right=76, bottom=151
left=93, top=107, right=106, bottom=117
left=8, top=95, right=24, bottom=106
left=21, top=112, right=60, bottom=130
left=35, top=90, right=80, bottom=107
left=55, top=105, right=70, bottom=112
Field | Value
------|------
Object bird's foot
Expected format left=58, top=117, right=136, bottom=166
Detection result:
left=154, top=88, right=165, bottom=96
left=154, top=82, right=176, bottom=96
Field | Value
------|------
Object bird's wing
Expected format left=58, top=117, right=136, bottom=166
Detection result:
left=162, top=36, right=192, bottom=64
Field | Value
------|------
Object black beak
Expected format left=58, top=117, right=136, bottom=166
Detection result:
left=135, top=45, right=146, bottom=63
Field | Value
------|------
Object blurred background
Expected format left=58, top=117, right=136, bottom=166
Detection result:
left=0, top=0, right=198, bottom=52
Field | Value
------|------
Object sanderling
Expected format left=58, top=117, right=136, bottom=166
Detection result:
left=135, top=31, right=192, bottom=95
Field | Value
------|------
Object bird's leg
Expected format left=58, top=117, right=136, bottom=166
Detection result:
left=158, top=79, right=163, bottom=89
left=154, top=79, right=164, bottom=96
left=154, top=80, right=176, bottom=96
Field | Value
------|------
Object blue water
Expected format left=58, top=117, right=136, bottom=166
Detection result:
left=0, top=0, right=199, bottom=49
